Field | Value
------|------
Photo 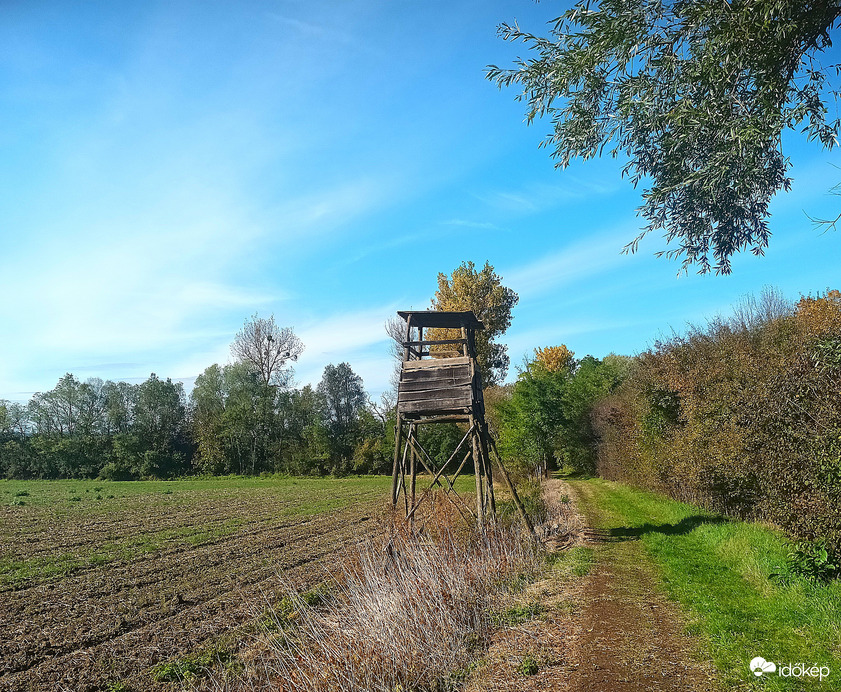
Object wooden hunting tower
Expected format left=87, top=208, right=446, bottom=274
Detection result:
left=390, top=310, right=496, bottom=525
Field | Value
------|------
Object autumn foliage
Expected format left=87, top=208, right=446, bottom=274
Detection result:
left=591, top=289, right=841, bottom=550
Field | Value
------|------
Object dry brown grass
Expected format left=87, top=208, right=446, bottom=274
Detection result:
left=463, top=479, right=589, bottom=692
left=202, top=482, right=585, bottom=692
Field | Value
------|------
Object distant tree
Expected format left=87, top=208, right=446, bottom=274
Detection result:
left=0, top=400, right=28, bottom=438
left=190, top=364, right=229, bottom=474
left=499, top=348, right=574, bottom=476
left=385, top=315, right=410, bottom=394
left=431, top=260, right=519, bottom=386
left=317, top=363, right=367, bottom=468
left=488, top=1, right=841, bottom=273
left=77, top=378, right=107, bottom=436
left=560, top=355, right=630, bottom=471
left=23, top=375, right=116, bottom=478
left=368, top=389, right=397, bottom=426
left=495, top=347, right=629, bottom=475
left=29, top=373, right=83, bottom=436
left=219, top=363, right=266, bottom=475
left=231, top=313, right=304, bottom=387
left=102, top=381, right=138, bottom=435
left=277, top=385, right=329, bottom=474
left=133, top=374, right=189, bottom=477
left=230, top=314, right=304, bottom=472
left=352, top=406, right=393, bottom=474
left=533, top=345, right=575, bottom=373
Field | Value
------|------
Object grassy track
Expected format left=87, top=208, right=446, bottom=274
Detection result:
left=569, top=477, right=841, bottom=690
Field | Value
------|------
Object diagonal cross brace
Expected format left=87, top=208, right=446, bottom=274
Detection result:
left=403, top=425, right=477, bottom=521
left=405, top=423, right=473, bottom=495
left=406, top=449, right=472, bottom=521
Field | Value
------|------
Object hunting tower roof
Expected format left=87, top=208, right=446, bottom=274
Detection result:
left=396, top=310, right=484, bottom=330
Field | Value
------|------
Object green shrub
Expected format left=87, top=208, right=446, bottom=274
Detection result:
left=785, top=540, right=840, bottom=584
left=260, top=584, right=333, bottom=632
left=591, top=288, right=841, bottom=552
left=105, top=683, right=129, bottom=692
left=516, top=654, right=539, bottom=676
left=151, top=648, right=235, bottom=682
left=492, top=602, right=544, bottom=626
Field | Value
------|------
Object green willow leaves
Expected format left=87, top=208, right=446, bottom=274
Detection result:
left=488, top=0, right=841, bottom=273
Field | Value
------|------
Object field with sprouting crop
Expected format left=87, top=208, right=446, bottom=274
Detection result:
left=0, top=476, right=395, bottom=691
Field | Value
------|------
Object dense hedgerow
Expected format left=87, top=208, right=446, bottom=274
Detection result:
left=592, top=289, right=841, bottom=551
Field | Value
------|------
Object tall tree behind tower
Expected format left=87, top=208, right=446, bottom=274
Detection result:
left=431, top=260, right=518, bottom=387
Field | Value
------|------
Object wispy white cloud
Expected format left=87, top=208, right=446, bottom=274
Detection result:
left=442, top=219, right=505, bottom=231
left=292, top=304, right=399, bottom=392
left=297, top=305, right=397, bottom=359
left=265, top=11, right=380, bottom=55
left=267, top=179, right=391, bottom=248
left=268, top=15, right=326, bottom=36
left=475, top=178, right=621, bottom=214
left=503, top=230, right=632, bottom=298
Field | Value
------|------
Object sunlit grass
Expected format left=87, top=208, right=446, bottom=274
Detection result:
left=571, top=478, right=841, bottom=691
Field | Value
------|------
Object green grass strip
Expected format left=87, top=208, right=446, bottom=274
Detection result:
left=570, top=478, right=841, bottom=691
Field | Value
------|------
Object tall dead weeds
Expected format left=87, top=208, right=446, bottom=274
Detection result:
left=208, top=483, right=581, bottom=692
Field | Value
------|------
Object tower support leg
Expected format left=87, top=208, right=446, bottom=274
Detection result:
left=391, top=416, right=403, bottom=506
left=409, top=437, right=417, bottom=522
left=470, top=416, right=485, bottom=527
left=480, top=425, right=496, bottom=517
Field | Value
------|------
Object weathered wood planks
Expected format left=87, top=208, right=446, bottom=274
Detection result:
left=398, top=397, right=471, bottom=414
left=401, top=356, right=470, bottom=370
left=397, top=358, right=473, bottom=416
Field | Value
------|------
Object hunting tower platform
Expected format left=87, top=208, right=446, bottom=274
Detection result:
left=390, top=310, right=496, bottom=525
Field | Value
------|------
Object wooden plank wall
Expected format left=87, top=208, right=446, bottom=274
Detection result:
left=397, top=359, right=472, bottom=416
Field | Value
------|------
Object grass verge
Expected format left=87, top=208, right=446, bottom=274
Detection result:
left=570, top=477, right=841, bottom=691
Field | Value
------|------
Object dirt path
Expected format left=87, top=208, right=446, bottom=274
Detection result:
left=566, top=481, right=720, bottom=692
left=469, top=479, right=720, bottom=691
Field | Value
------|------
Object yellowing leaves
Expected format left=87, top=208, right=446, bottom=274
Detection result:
left=533, top=345, right=575, bottom=373
left=430, top=261, right=518, bottom=386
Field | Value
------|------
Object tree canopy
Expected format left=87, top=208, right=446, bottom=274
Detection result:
left=231, top=313, right=304, bottom=387
left=431, top=260, right=519, bottom=386
left=488, top=0, right=841, bottom=274
left=0, top=327, right=394, bottom=479
left=491, top=347, right=630, bottom=476
left=317, top=362, right=367, bottom=464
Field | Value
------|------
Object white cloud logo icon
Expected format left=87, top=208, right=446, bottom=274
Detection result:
left=750, top=657, right=777, bottom=677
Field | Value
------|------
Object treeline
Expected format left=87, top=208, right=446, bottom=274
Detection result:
left=0, top=261, right=521, bottom=482
left=0, top=363, right=394, bottom=479
left=0, top=374, right=192, bottom=479
left=190, top=361, right=394, bottom=477
left=6, top=281, right=840, bottom=552
left=0, top=314, right=399, bottom=479
left=493, top=288, right=841, bottom=551
left=486, top=346, right=629, bottom=477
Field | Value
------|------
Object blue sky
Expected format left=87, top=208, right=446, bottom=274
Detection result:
left=2, top=0, right=840, bottom=402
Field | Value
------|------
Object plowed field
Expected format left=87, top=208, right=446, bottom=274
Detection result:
left=0, top=476, right=392, bottom=691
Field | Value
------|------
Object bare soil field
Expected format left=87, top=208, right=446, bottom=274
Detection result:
left=0, top=476, right=392, bottom=692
